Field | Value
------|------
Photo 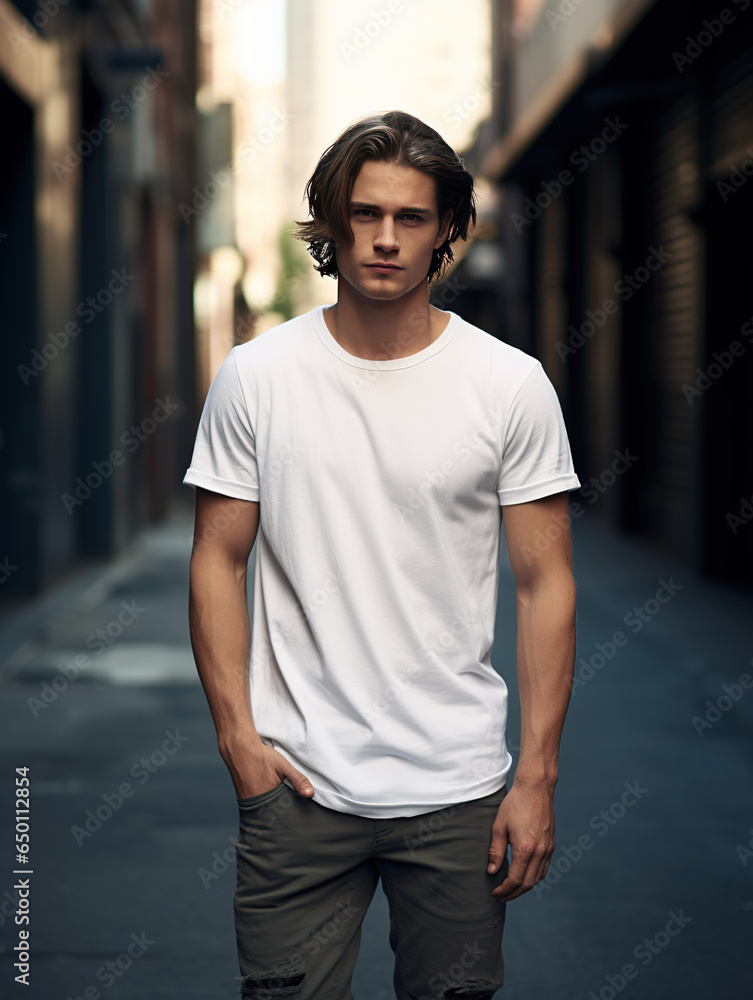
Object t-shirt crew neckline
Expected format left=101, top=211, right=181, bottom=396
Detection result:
left=313, top=304, right=458, bottom=371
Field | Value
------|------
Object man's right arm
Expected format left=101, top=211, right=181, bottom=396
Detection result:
left=187, top=486, right=314, bottom=799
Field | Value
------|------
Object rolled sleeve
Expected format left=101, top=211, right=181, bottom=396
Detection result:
left=183, top=348, right=260, bottom=501
left=496, top=362, right=581, bottom=506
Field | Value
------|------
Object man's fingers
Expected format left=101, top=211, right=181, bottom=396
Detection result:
left=487, top=827, right=509, bottom=873
left=531, top=837, right=555, bottom=887
left=289, top=769, right=314, bottom=796
left=534, top=854, right=551, bottom=885
left=492, top=844, right=545, bottom=900
left=501, top=843, right=531, bottom=888
left=493, top=865, right=535, bottom=900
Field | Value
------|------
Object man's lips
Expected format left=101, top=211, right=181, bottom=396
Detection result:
left=365, top=263, right=402, bottom=270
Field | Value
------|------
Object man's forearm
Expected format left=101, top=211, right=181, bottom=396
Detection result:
left=188, top=550, right=263, bottom=756
left=513, top=570, right=577, bottom=790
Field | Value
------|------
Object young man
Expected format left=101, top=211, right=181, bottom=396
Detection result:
left=184, top=111, right=581, bottom=1000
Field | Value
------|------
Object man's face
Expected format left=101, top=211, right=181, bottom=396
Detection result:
left=332, top=159, right=452, bottom=303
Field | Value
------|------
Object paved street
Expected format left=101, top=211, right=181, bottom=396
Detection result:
left=0, top=497, right=751, bottom=999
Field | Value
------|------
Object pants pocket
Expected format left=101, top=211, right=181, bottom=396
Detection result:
left=237, top=781, right=288, bottom=808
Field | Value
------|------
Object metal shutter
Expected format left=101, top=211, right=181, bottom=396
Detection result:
left=642, top=93, right=704, bottom=566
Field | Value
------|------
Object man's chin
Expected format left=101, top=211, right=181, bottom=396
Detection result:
left=340, top=278, right=428, bottom=305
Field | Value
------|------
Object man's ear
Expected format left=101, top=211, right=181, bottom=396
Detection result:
left=435, top=209, right=453, bottom=248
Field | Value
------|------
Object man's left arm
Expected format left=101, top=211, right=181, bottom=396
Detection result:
left=488, top=490, right=577, bottom=901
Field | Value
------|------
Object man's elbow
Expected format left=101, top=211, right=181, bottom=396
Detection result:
left=189, top=542, right=249, bottom=590
left=514, top=564, right=577, bottom=609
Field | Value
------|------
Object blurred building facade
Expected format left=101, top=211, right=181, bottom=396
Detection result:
left=0, top=0, right=198, bottom=600
left=458, top=0, right=753, bottom=588
left=192, top=0, right=290, bottom=382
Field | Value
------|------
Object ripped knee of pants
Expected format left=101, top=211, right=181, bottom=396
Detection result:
left=238, top=969, right=305, bottom=999
left=438, top=981, right=497, bottom=1000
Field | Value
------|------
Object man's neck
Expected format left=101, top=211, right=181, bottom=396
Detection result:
left=323, top=282, right=450, bottom=361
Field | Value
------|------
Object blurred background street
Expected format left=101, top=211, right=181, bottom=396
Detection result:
left=0, top=0, right=752, bottom=997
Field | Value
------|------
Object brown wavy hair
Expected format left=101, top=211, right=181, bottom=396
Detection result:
left=293, top=110, right=477, bottom=284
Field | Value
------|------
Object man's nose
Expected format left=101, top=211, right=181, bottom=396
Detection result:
left=374, top=217, right=399, bottom=251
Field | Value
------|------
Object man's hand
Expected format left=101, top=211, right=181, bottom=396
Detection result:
left=487, top=780, right=556, bottom=901
left=221, top=738, right=315, bottom=801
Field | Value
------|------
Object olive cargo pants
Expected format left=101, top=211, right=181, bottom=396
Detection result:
left=233, top=780, right=509, bottom=1000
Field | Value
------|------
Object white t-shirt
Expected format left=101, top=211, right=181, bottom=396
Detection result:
left=183, top=304, right=581, bottom=818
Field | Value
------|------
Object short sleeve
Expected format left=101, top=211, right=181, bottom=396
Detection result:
left=496, top=362, right=581, bottom=506
left=182, top=348, right=260, bottom=501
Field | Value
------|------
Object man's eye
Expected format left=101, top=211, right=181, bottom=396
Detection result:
left=354, top=209, right=374, bottom=217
